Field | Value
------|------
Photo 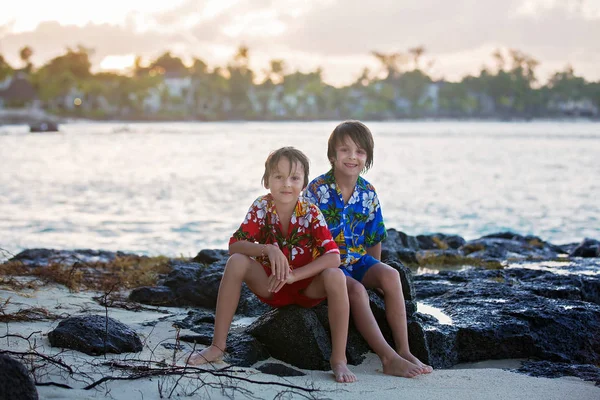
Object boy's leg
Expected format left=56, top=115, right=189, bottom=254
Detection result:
left=346, top=276, right=422, bottom=378
left=188, top=253, right=271, bottom=365
left=303, top=268, right=357, bottom=383
left=361, top=263, right=432, bottom=373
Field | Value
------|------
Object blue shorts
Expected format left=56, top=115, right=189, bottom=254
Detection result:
left=340, top=255, right=380, bottom=282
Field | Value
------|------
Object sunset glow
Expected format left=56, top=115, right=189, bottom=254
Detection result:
left=0, top=0, right=599, bottom=86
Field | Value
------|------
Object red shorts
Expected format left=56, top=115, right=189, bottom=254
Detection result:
left=255, top=263, right=326, bottom=308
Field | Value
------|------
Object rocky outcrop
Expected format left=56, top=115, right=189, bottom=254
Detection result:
left=410, top=259, right=600, bottom=374
left=6, top=232, right=600, bottom=384
left=48, top=315, right=143, bottom=355
left=381, top=229, right=595, bottom=267
left=570, top=238, right=600, bottom=258
left=8, top=248, right=139, bottom=268
left=129, top=259, right=270, bottom=316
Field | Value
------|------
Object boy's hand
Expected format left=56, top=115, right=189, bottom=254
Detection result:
left=265, top=244, right=290, bottom=283
left=268, top=269, right=293, bottom=293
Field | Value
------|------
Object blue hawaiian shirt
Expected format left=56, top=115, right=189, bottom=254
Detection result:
left=305, top=170, right=387, bottom=268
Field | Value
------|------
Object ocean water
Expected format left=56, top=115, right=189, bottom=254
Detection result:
left=0, top=120, right=598, bottom=257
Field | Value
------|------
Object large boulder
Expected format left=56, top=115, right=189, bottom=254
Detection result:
left=570, top=238, right=600, bottom=258
left=160, top=260, right=269, bottom=316
left=48, top=315, right=143, bottom=355
left=247, top=306, right=332, bottom=370
left=0, top=354, right=38, bottom=400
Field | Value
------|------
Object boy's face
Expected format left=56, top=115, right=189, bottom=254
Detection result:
left=330, top=135, right=367, bottom=178
left=266, top=157, right=306, bottom=208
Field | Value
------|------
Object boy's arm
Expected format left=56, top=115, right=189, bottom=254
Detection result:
left=287, top=252, right=340, bottom=282
left=366, top=242, right=382, bottom=261
left=229, top=240, right=275, bottom=258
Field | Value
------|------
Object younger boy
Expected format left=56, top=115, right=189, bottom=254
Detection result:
left=188, top=146, right=356, bottom=383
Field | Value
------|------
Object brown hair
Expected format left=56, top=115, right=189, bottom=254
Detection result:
left=327, top=120, right=374, bottom=172
left=261, top=146, right=310, bottom=188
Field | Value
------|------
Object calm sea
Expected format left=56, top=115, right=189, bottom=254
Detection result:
left=0, top=120, right=598, bottom=257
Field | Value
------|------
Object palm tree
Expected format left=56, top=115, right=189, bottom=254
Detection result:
left=408, top=46, right=425, bottom=70
left=19, top=46, right=33, bottom=73
left=371, top=51, right=408, bottom=80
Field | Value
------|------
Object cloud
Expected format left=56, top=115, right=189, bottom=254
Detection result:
left=0, top=0, right=598, bottom=83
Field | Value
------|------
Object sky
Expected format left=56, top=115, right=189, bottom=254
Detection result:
left=0, top=0, right=599, bottom=87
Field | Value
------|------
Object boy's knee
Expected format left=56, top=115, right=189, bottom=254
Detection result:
left=379, top=265, right=401, bottom=288
left=225, top=253, right=253, bottom=272
left=321, top=267, right=346, bottom=285
left=347, top=280, right=368, bottom=300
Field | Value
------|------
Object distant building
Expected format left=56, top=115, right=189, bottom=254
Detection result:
left=549, top=98, right=598, bottom=117
left=0, top=73, right=38, bottom=108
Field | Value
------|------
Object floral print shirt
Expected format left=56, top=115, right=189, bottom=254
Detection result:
left=229, top=194, right=339, bottom=269
left=305, top=170, right=387, bottom=268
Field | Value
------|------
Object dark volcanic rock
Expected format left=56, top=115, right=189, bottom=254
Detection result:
left=247, top=306, right=332, bottom=370
left=412, top=262, right=600, bottom=367
left=162, top=260, right=269, bottom=316
left=257, top=363, right=305, bottom=377
left=460, top=233, right=561, bottom=261
left=570, top=238, right=600, bottom=258
left=0, top=354, right=38, bottom=400
left=224, top=332, right=269, bottom=367
left=179, top=334, right=212, bottom=346
left=129, top=285, right=179, bottom=306
left=515, top=361, right=600, bottom=386
left=192, top=249, right=229, bottom=264
left=382, top=230, right=577, bottom=265
left=173, top=310, right=215, bottom=329
left=48, top=315, right=143, bottom=355
left=407, top=316, right=459, bottom=369
left=8, top=248, right=138, bottom=267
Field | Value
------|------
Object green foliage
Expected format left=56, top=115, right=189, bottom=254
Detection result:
left=5, top=45, right=599, bottom=121
left=0, top=55, right=13, bottom=81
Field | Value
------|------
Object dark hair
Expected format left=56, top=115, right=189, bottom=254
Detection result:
left=327, top=120, right=374, bottom=172
left=261, top=146, right=310, bottom=188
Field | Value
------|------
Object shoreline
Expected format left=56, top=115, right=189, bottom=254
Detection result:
left=2, top=114, right=600, bottom=126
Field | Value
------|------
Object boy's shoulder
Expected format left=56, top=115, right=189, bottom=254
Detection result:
left=357, top=175, right=377, bottom=193
left=308, top=170, right=335, bottom=187
left=250, top=194, right=273, bottom=209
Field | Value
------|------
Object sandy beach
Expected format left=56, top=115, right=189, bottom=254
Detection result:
left=1, top=279, right=598, bottom=400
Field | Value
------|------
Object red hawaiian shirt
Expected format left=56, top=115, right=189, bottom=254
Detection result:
left=229, top=194, right=339, bottom=268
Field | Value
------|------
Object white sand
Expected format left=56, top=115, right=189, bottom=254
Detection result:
left=1, top=280, right=598, bottom=400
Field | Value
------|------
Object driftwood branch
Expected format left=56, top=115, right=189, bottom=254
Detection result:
left=84, top=362, right=320, bottom=394
left=0, top=349, right=75, bottom=374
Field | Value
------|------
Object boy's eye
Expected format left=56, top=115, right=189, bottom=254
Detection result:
left=292, top=176, right=301, bottom=181
left=357, top=149, right=366, bottom=155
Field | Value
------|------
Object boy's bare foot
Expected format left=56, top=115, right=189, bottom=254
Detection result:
left=331, top=362, right=357, bottom=383
left=382, top=355, right=423, bottom=378
left=399, top=351, right=433, bottom=374
left=187, top=345, right=224, bottom=365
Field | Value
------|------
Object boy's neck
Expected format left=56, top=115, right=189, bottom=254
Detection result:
left=273, top=200, right=296, bottom=220
left=333, top=169, right=359, bottom=190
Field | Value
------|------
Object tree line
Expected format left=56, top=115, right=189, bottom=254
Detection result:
left=1, top=45, right=598, bottom=120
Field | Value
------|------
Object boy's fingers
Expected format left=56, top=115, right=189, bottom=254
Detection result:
left=273, top=280, right=286, bottom=293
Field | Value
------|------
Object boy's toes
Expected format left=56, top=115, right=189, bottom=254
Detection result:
left=332, top=363, right=357, bottom=383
